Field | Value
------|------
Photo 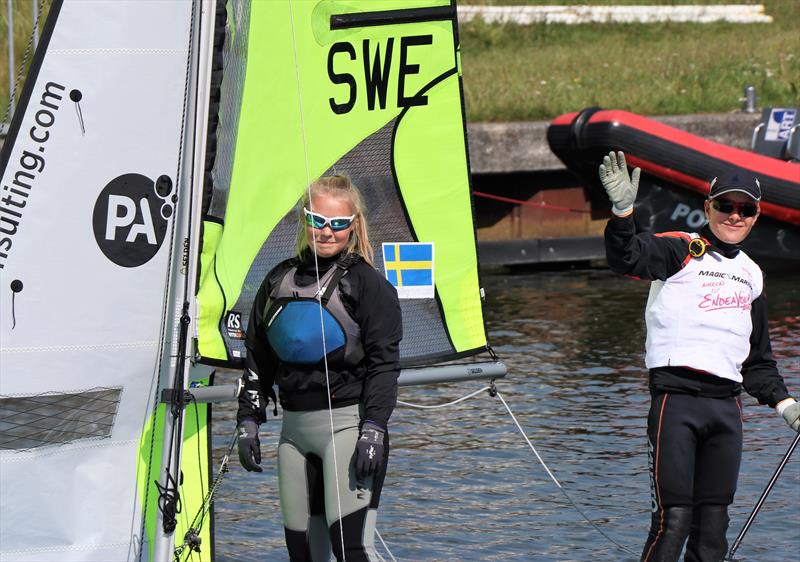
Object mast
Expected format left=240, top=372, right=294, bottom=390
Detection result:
left=151, top=0, right=217, bottom=559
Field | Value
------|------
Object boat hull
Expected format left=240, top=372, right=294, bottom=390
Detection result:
left=547, top=108, right=800, bottom=270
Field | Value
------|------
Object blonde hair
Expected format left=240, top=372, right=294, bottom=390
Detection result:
left=296, top=175, right=374, bottom=266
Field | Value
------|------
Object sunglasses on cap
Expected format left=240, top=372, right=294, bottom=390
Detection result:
left=710, top=199, right=759, bottom=218
left=303, top=207, right=355, bottom=231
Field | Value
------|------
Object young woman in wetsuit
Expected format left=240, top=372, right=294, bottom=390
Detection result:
left=235, top=175, right=402, bottom=562
left=599, top=151, right=800, bottom=562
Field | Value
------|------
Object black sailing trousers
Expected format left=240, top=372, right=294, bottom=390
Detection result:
left=641, top=392, right=743, bottom=562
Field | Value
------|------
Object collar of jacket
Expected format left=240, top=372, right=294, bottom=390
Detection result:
left=701, top=224, right=741, bottom=259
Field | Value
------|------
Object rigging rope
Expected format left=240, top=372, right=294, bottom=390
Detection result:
left=2, top=0, right=47, bottom=125
left=173, top=0, right=230, bottom=557
left=172, top=396, right=208, bottom=561
left=155, top=471, right=182, bottom=535
left=397, top=386, right=491, bottom=410
left=397, top=382, right=638, bottom=557
left=155, top=0, right=202, bottom=541
left=374, top=530, right=398, bottom=562
left=493, top=389, right=637, bottom=556
left=174, top=426, right=239, bottom=562
left=286, top=1, right=348, bottom=559
left=473, top=191, right=592, bottom=214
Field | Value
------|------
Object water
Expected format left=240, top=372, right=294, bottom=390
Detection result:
left=210, top=269, right=799, bottom=561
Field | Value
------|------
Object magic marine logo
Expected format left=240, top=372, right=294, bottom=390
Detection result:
left=92, top=173, right=174, bottom=267
left=697, top=270, right=753, bottom=290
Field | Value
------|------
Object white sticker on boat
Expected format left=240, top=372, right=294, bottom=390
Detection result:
left=382, top=242, right=434, bottom=299
left=765, top=108, right=797, bottom=142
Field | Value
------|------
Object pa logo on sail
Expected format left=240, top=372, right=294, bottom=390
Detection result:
left=92, top=173, right=174, bottom=267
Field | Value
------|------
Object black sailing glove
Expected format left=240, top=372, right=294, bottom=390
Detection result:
left=355, top=421, right=385, bottom=478
left=237, top=419, right=263, bottom=472
left=238, top=368, right=278, bottom=424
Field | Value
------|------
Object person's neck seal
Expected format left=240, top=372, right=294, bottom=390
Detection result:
left=701, top=224, right=741, bottom=259
left=300, top=249, right=360, bottom=269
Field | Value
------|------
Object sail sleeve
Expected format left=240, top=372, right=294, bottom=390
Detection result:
left=196, top=0, right=488, bottom=367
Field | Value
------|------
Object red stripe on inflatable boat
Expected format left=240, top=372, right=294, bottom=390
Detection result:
left=590, top=110, right=800, bottom=184
left=625, top=154, right=800, bottom=225
left=551, top=112, right=579, bottom=126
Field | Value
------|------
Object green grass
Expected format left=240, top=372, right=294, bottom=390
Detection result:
left=1, top=0, right=52, bottom=123
left=2, top=1, right=799, bottom=124
left=460, top=0, right=800, bottom=120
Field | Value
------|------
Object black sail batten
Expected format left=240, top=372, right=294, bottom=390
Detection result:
left=330, top=5, right=456, bottom=29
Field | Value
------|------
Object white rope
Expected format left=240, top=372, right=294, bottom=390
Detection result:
left=375, top=529, right=397, bottom=562
left=286, top=2, right=346, bottom=559
left=494, top=391, right=560, bottom=486
left=398, top=383, right=636, bottom=557
left=397, top=386, right=490, bottom=409
left=493, top=390, right=637, bottom=556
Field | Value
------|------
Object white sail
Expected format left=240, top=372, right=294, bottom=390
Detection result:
left=0, top=1, right=195, bottom=560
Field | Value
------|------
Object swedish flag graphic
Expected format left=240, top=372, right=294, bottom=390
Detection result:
left=382, top=242, right=435, bottom=299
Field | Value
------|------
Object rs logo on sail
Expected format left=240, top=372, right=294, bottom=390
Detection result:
left=92, top=173, right=174, bottom=267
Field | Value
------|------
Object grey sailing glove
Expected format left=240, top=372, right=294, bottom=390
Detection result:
left=355, top=421, right=385, bottom=478
left=781, top=400, right=800, bottom=433
left=598, top=150, right=640, bottom=217
left=237, top=419, right=263, bottom=472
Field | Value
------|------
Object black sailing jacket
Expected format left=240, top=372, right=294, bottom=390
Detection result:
left=237, top=251, right=402, bottom=427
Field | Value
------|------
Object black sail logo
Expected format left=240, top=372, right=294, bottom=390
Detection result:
left=92, top=173, right=174, bottom=267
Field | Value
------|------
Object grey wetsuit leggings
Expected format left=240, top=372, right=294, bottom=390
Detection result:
left=279, top=405, right=389, bottom=562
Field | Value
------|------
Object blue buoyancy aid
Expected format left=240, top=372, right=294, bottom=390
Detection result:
left=265, top=263, right=364, bottom=366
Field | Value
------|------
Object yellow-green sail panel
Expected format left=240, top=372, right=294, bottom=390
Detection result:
left=197, top=0, right=487, bottom=367
left=138, top=397, right=213, bottom=562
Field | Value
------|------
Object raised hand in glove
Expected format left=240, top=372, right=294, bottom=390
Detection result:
left=780, top=399, right=800, bottom=433
left=355, top=421, right=385, bottom=478
left=237, top=419, right=263, bottom=472
left=598, top=150, right=640, bottom=217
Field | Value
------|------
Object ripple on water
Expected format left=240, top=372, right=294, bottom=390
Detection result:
left=212, top=270, right=800, bottom=561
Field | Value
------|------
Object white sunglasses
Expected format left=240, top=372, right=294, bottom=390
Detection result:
left=303, top=207, right=355, bottom=231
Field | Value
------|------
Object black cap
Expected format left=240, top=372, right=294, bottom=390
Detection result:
left=708, top=171, right=761, bottom=201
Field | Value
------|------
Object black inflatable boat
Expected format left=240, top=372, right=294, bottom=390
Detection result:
left=547, top=108, right=800, bottom=271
